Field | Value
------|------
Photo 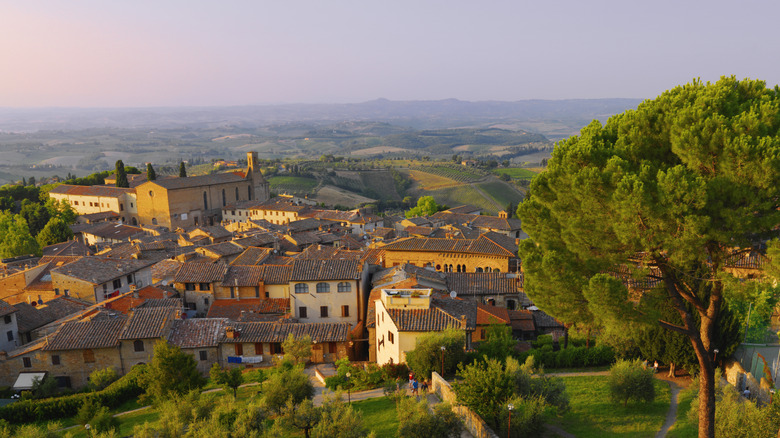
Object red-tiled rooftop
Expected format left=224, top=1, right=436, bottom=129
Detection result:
left=206, top=298, right=290, bottom=321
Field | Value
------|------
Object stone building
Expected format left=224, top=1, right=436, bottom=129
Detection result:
left=48, top=185, right=138, bottom=225
left=378, top=234, right=516, bottom=273
left=134, top=152, right=269, bottom=230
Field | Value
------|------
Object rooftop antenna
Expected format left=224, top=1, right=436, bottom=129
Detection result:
left=450, top=291, right=457, bottom=299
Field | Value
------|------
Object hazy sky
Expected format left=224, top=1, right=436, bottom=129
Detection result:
left=2, top=1, right=779, bottom=107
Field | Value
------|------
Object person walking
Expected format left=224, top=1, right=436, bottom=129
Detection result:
left=412, top=378, right=419, bottom=396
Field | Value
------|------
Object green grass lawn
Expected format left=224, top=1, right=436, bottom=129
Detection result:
left=351, top=397, right=398, bottom=438
left=666, top=387, right=696, bottom=438
left=476, top=180, right=524, bottom=207
left=552, top=376, right=671, bottom=437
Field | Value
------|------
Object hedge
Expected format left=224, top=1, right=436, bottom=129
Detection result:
left=0, top=364, right=146, bottom=424
left=517, top=345, right=615, bottom=369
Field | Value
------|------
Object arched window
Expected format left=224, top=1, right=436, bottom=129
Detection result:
left=337, top=282, right=351, bottom=292
left=203, top=191, right=208, bottom=210
left=316, top=282, right=330, bottom=293
left=493, top=268, right=501, bottom=273
left=235, top=187, right=239, bottom=200
left=435, top=264, right=441, bottom=271
left=476, top=267, right=483, bottom=273
left=294, top=283, right=308, bottom=294
left=152, top=218, right=158, bottom=225
left=133, top=340, right=145, bottom=352
left=222, top=189, right=226, bottom=207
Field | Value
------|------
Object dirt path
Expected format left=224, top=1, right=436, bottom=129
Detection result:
left=656, top=381, right=682, bottom=438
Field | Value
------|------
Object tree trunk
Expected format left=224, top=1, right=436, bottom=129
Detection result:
left=668, top=362, right=676, bottom=378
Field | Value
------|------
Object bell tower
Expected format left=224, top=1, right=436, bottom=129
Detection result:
left=246, top=151, right=270, bottom=202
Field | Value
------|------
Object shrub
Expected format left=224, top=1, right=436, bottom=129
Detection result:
left=406, top=329, right=466, bottom=379
left=495, top=395, right=548, bottom=438
left=88, top=367, right=119, bottom=392
left=607, top=359, right=655, bottom=406
left=88, top=406, right=120, bottom=435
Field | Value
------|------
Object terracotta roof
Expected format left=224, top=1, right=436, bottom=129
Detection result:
left=48, top=184, right=134, bottom=197
left=206, top=298, right=290, bottom=321
left=431, top=211, right=523, bottom=231
left=476, top=304, right=510, bottom=325
left=41, top=240, right=93, bottom=257
left=191, top=225, right=232, bottom=240
left=51, top=257, right=155, bottom=285
left=220, top=321, right=350, bottom=343
left=0, top=299, right=17, bottom=318
left=78, top=211, right=121, bottom=222
left=445, top=272, right=521, bottom=296
left=261, top=265, right=293, bottom=284
left=144, top=172, right=246, bottom=190
left=43, top=318, right=127, bottom=351
left=140, top=298, right=183, bottom=309
left=151, top=259, right=184, bottom=282
left=167, top=318, right=227, bottom=348
left=507, top=309, right=535, bottom=332
left=724, top=249, right=767, bottom=270
left=14, top=297, right=88, bottom=333
left=197, top=241, right=244, bottom=257
left=290, top=259, right=363, bottom=281
left=405, top=226, right=436, bottom=237
left=379, top=236, right=514, bottom=257
left=446, top=205, right=481, bottom=214
left=532, top=310, right=564, bottom=330
left=385, top=295, right=477, bottom=332
left=224, top=199, right=265, bottom=210
left=263, top=256, right=295, bottom=266
left=297, top=245, right=362, bottom=261
left=250, top=198, right=314, bottom=213
left=232, top=235, right=277, bottom=249
left=223, top=266, right=267, bottom=286
left=231, top=247, right=274, bottom=265
left=361, top=248, right=386, bottom=265
left=81, top=223, right=145, bottom=241
left=174, top=262, right=228, bottom=283
left=119, top=307, right=175, bottom=340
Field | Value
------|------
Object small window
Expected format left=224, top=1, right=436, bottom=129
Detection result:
left=185, top=283, right=196, bottom=291
left=299, top=306, right=308, bottom=318
left=294, top=284, right=309, bottom=294
left=6, top=331, right=13, bottom=341
left=337, top=282, right=351, bottom=292
left=133, top=340, right=145, bottom=352
left=152, top=218, right=158, bottom=225
left=54, top=288, right=60, bottom=295
left=127, top=274, right=133, bottom=284
left=235, top=187, right=239, bottom=200
left=235, top=343, right=243, bottom=355
left=23, top=357, right=31, bottom=368
left=204, top=298, right=209, bottom=306
left=199, top=283, right=210, bottom=291
left=64, top=289, right=70, bottom=297
left=120, top=203, right=124, bottom=211
left=320, top=306, right=328, bottom=318
left=270, top=343, right=283, bottom=354
left=388, top=331, right=394, bottom=344
left=341, top=305, right=349, bottom=317
left=3, top=315, right=11, bottom=324
left=329, top=342, right=337, bottom=354
left=113, top=279, right=122, bottom=289
left=254, top=343, right=263, bottom=355
left=265, top=291, right=269, bottom=298
left=199, top=350, right=208, bottom=361
left=83, top=349, right=95, bottom=363
left=316, top=283, right=330, bottom=293
left=222, top=189, right=226, bottom=207
left=51, top=355, right=60, bottom=365
left=230, top=287, right=235, bottom=299
left=103, top=284, right=108, bottom=293
left=255, top=286, right=260, bottom=298
left=481, top=329, right=486, bottom=340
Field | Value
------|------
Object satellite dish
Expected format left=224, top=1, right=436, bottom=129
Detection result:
left=162, top=280, right=169, bottom=286
left=450, top=291, right=457, bottom=299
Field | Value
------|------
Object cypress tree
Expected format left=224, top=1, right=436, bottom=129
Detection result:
left=146, top=163, right=157, bottom=181
left=179, top=161, right=187, bottom=178
left=115, top=160, right=129, bottom=188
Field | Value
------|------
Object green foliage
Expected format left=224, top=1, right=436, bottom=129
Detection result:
left=396, top=397, right=462, bottom=438
left=0, top=363, right=145, bottom=424
left=495, top=395, right=548, bottom=438
left=262, top=363, right=314, bottom=414
left=0, top=422, right=61, bottom=438
left=405, top=195, right=446, bottom=218
left=452, top=356, right=515, bottom=429
left=29, top=375, right=58, bottom=399
left=88, top=368, right=118, bottom=392
left=282, top=333, right=312, bottom=365
left=36, top=217, right=74, bottom=248
left=114, top=160, right=128, bottom=188
left=209, top=363, right=244, bottom=398
left=139, top=341, right=205, bottom=402
left=18, top=200, right=50, bottom=236
left=88, top=406, right=121, bottom=435
left=687, top=378, right=780, bottom=438
left=146, top=163, right=156, bottom=181
left=311, top=393, right=371, bottom=438
left=0, top=211, right=39, bottom=257
left=477, top=323, right=516, bottom=360
left=724, top=276, right=780, bottom=344
left=44, top=198, right=77, bottom=224
left=405, top=329, right=466, bottom=379
left=515, top=345, right=615, bottom=369
left=76, top=397, right=100, bottom=425
left=607, top=359, right=655, bottom=406
left=279, top=398, right=320, bottom=438
left=142, top=391, right=215, bottom=438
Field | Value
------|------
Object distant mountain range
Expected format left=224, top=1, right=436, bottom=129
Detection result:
left=0, top=98, right=643, bottom=140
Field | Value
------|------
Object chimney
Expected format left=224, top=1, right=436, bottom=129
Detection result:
left=226, top=327, right=239, bottom=339
left=499, top=210, right=508, bottom=219
left=131, top=284, right=138, bottom=299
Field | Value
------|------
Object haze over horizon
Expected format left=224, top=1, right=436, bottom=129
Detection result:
left=3, top=0, right=779, bottom=108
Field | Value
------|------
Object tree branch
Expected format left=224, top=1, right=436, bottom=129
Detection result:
left=658, top=319, right=694, bottom=336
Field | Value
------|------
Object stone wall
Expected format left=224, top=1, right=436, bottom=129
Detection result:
left=430, top=371, right=498, bottom=438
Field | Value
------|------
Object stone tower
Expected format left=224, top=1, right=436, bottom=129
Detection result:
left=247, top=151, right=270, bottom=202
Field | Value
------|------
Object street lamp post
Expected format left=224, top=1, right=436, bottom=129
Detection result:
left=440, top=345, right=446, bottom=377
left=713, top=349, right=719, bottom=364
left=507, top=403, right=513, bottom=438
left=346, top=372, right=351, bottom=404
